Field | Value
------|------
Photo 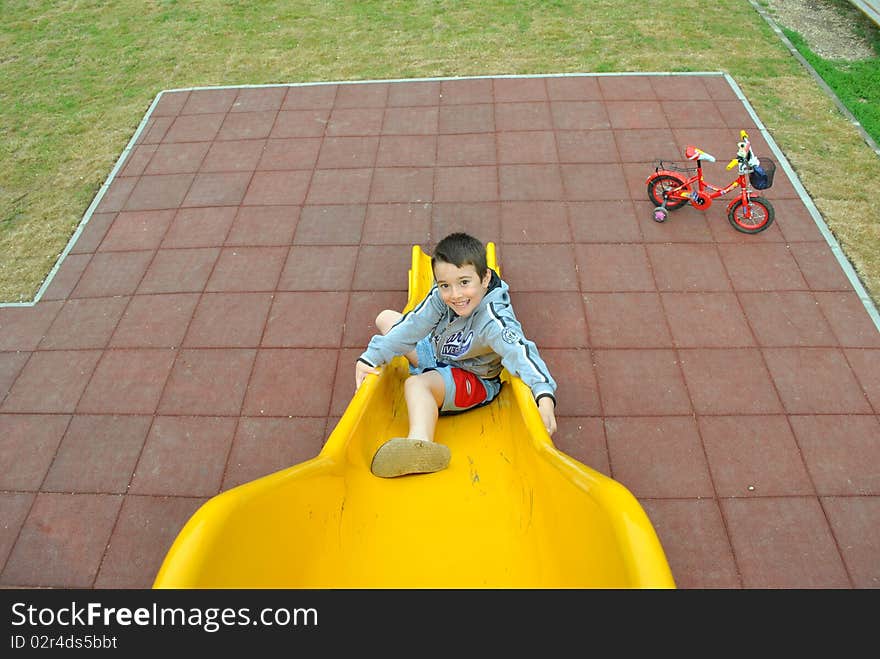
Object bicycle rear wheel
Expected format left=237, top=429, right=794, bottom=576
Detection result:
left=647, top=174, right=689, bottom=210
left=727, top=197, right=774, bottom=234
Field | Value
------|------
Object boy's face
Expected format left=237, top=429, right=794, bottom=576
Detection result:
left=433, top=261, right=491, bottom=318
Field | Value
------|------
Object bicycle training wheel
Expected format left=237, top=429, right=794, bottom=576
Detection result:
left=652, top=207, right=669, bottom=223
left=647, top=175, right=688, bottom=210
left=727, top=197, right=775, bottom=234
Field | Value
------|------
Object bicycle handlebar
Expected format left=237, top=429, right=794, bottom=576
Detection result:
left=732, top=129, right=760, bottom=171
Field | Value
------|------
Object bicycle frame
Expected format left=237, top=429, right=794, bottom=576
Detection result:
left=646, top=130, right=775, bottom=234
left=652, top=154, right=753, bottom=216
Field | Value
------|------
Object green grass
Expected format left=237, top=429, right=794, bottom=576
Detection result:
left=1, top=0, right=879, bottom=307
left=782, top=26, right=880, bottom=145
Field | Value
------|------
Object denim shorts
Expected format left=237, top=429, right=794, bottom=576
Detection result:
left=410, top=337, right=502, bottom=414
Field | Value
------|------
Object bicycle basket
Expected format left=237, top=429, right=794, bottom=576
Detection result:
left=749, top=158, right=776, bottom=190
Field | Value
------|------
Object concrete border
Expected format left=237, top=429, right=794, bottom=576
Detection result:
left=850, top=0, right=880, bottom=27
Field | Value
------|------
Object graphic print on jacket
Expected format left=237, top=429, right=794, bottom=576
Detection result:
left=439, top=330, right=474, bottom=359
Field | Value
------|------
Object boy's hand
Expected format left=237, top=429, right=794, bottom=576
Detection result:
left=537, top=396, right=557, bottom=436
left=355, top=360, right=380, bottom=389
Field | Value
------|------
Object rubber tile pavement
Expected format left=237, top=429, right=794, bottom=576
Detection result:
left=1, top=74, right=878, bottom=589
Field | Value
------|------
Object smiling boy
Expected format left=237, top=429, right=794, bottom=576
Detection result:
left=355, top=232, right=557, bottom=478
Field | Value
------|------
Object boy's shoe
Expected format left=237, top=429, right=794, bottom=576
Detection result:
left=370, top=438, right=451, bottom=478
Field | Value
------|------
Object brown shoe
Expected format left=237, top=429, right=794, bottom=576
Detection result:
left=370, top=438, right=451, bottom=478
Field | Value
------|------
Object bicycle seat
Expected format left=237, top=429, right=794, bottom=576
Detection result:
left=685, top=145, right=716, bottom=162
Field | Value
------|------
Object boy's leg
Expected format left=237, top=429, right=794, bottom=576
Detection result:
left=404, top=370, right=445, bottom=441
left=371, top=371, right=449, bottom=478
left=375, top=309, right=418, bottom=367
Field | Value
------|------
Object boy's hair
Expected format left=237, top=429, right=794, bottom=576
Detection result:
left=431, top=232, right=488, bottom=278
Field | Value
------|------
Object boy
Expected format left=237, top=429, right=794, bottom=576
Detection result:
left=355, top=232, right=557, bottom=478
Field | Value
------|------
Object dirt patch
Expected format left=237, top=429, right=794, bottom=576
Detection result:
left=763, top=0, right=875, bottom=60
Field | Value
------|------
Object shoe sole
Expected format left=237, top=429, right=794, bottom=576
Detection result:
left=371, top=438, right=451, bottom=478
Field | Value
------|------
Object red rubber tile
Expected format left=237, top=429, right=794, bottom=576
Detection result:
left=201, top=139, right=266, bottom=172
left=261, top=291, right=349, bottom=348
left=820, top=497, right=880, bottom=588
left=2, top=350, right=102, bottom=413
left=605, top=416, right=714, bottom=498
left=42, top=414, right=151, bottom=493
left=69, top=212, right=116, bottom=253
left=98, top=209, right=175, bottom=251
left=129, top=415, right=237, bottom=496
left=230, top=86, right=286, bottom=113
left=160, top=206, right=237, bottom=248
left=738, top=291, right=837, bottom=347
left=71, top=251, right=154, bottom=298
left=204, top=246, right=287, bottom=292
left=183, top=292, right=273, bottom=348
left=568, top=200, right=643, bottom=243
left=593, top=348, right=692, bottom=416
left=844, top=348, right=880, bottom=410
left=762, top=347, right=873, bottom=414
left=278, top=245, right=359, bottom=291
left=242, top=348, right=337, bottom=417
left=698, top=414, right=814, bottom=496
left=500, top=201, right=570, bottom=243
left=662, top=291, right=756, bottom=348
left=721, top=497, right=851, bottom=588
left=679, top=347, right=784, bottom=415
left=1, top=493, right=123, bottom=588
left=180, top=88, right=237, bottom=114
left=282, top=85, right=337, bottom=110
left=546, top=76, right=602, bottom=101
left=137, top=247, right=219, bottom=294
left=216, top=109, right=277, bottom=140
left=95, top=495, right=204, bottom=588
left=109, top=293, right=200, bottom=348
left=0, top=414, right=70, bottom=490
left=377, top=134, right=437, bottom=167
left=509, top=291, right=589, bottom=348
left=223, top=417, right=326, bottom=490
left=0, top=352, right=29, bottom=401
left=38, top=296, right=130, bottom=350
left=550, top=101, right=610, bottom=130
left=3, top=75, right=878, bottom=591
left=790, top=414, right=880, bottom=495
left=294, top=204, right=366, bottom=244
left=157, top=348, right=255, bottom=416
left=640, top=498, right=741, bottom=589
left=0, top=493, right=34, bottom=571
left=0, top=301, right=63, bottom=351
left=77, top=348, right=176, bottom=415
left=144, top=142, right=210, bottom=175
left=574, top=244, right=655, bottom=292
left=226, top=205, right=300, bottom=246
left=583, top=292, right=673, bottom=348
left=495, top=101, right=553, bottom=131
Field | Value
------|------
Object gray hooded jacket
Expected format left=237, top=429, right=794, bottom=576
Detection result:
left=359, top=271, right=557, bottom=405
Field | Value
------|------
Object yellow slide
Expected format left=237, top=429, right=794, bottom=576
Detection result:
left=153, top=244, right=675, bottom=588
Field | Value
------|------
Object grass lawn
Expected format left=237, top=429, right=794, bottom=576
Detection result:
left=782, top=28, right=880, bottom=145
left=1, top=0, right=879, bottom=308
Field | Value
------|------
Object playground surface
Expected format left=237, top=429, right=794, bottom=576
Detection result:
left=0, top=73, right=878, bottom=589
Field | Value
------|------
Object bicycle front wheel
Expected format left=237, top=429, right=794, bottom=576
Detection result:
left=647, top=174, right=689, bottom=210
left=727, top=196, right=775, bottom=234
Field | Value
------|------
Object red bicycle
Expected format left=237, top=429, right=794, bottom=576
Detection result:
left=646, top=129, right=776, bottom=234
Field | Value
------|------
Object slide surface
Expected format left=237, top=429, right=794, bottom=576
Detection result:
left=153, top=244, right=675, bottom=588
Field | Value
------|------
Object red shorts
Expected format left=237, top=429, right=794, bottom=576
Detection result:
left=431, top=365, right=502, bottom=414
